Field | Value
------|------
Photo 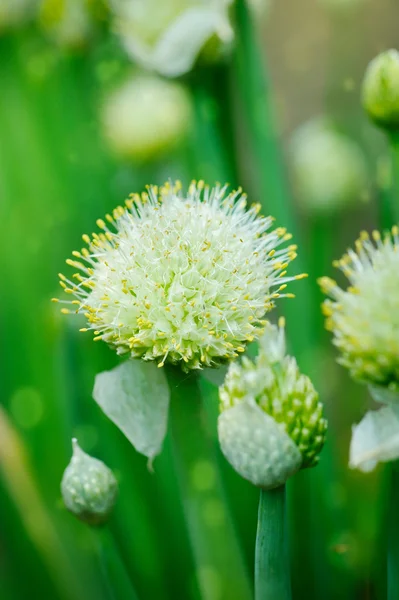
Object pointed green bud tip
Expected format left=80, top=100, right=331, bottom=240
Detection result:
left=61, top=439, right=118, bottom=526
left=218, top=320, right=327, bottom=489
left=362, top=49, right=399, bottom=131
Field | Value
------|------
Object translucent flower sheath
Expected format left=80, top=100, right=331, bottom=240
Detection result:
left=219, top=320, right=327, bottom=479
left=320, top=226, right=399, bottom=388
left=55, top=181, right=305, bottom=370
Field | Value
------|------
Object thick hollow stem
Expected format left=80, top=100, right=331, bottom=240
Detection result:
left=166, top=366, right=252, bottom=600
left=388, top=464, right=399, bottom=600
left=255, top=486, right=291, bottom=600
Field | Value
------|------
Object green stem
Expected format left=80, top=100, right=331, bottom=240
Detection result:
left=232, top=0, right=313, bottom=359
left=166, top=366, right=252, bottom=600
left=255, top=486, right=290, bottom=600
left=388, top=464, right=399, bottom=600
left=388, top=133, right=399, bottom=225
left=91, top=527, right=139, bottom=600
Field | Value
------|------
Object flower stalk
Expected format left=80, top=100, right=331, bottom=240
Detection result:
left=388, top=463, right=399, bottom=600
left=166, top=366, right=252, bottom=600
left=255, top=486, right=291, bottom=600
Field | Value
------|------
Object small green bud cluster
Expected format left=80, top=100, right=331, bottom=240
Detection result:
left=61, top=439, right=118, bottom=526
left=220, top=320, right=326, bottom=469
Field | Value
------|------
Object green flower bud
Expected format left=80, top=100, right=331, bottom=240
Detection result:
left=362, top=49, right=399, bottom=132
left=61, top=439, right=118, bottom=525
left=218, top=320, right=327, bottom=488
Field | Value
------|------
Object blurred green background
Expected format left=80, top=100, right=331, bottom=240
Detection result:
left=1, top=1, right=398, bottom=599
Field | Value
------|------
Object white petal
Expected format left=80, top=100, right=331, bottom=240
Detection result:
left=368, top=384, right=399, bottom=406
left=93, top=360, right=170, bottom=460
left=349, top=406, right=399, bottom=472
left=122, top=7, right=233, bottom=77
left=218, top=401, right=302, bottom=489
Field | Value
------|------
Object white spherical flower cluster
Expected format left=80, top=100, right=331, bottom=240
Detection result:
left=109, top=0, right=234, bottom=77
left=290, top=117, right=367, bottom=215
left=219, top=320, right=327, bottom=472
left=320, top=227, right=399, bottom=388
left=101, top=74, right=192, bottom=163
left=55, top=181, right=305, bottom=370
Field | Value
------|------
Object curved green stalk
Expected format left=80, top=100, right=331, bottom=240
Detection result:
left=255, top=486, right=290, bottom=600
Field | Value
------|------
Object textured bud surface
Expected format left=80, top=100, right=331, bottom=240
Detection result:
left=56, top=181, right=304, bottom=371
left=218, top=402, right=302, bottom=489
left=362, top=49, right=399, bottom=131
left=61, top=439, right=118, bottom=525
left=320, top=227, right=399, bottom=389
left=219, top=321, right=327, bottom=471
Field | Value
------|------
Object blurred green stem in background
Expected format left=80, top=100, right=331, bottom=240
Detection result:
left=231, top=0, right=313, bottom=359
left=166, top=366, right=252, bottom=600
left=0, top=407, right=85, bottom=600
left=91, top=526, right=139, bottom=600
left=232, top=3, right=329, bottom=599
left=255, top=486, right=290, bottom=600
left=389, top=132, right=399, bottom=224
left=388, top=463, right=399, bottom=600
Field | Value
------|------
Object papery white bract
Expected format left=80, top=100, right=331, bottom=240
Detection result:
left=56, top=181, right=304, bottom=370
left=320, top=227, right=399, bottom=388
left=109, top=0, right=234, bottom=77
left=219, top=320, right=327, bottom=473
left=349, top=405, right=399, bottom=472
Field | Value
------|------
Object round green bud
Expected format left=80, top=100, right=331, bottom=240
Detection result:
left=218, top=321, right=327, bottom=488
left=61, top=439, right=118, bottom=526
left=362, top=49, right=399, bottom=132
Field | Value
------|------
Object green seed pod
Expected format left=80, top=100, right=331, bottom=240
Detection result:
left=218, top=320, right=327, bottom=488
left=61, top=439, right=118, bottom=525
left=362, top=49, right=399, bottom=132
